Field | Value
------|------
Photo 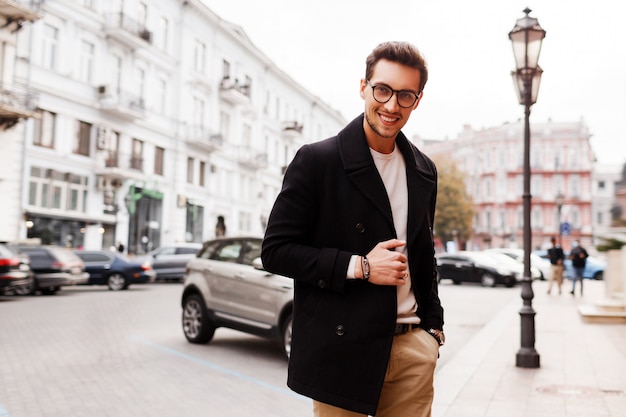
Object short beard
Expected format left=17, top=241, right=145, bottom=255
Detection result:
left=365, top=112, right=396, bottom=139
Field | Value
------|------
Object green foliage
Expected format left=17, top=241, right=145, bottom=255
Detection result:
left=596, top=237, right=626, bottom=252
left=432, top=156, right=474, bottom=246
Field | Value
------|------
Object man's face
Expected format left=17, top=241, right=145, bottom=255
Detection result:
left=360, top=59, right=423, bottom=142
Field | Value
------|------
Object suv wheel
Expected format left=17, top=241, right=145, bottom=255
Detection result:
left=182, top=294, right=215, bottom=344
left=40, top=286, right=58, bottom=295
left=14, top=280, right=36, bottom=295
left=107, top=273, right=127, bottom=291
left=282, top=314, right=293, bottom=360
left=480, top=273, right=496, bottom=287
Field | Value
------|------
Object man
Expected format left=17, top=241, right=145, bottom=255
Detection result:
left=262, top=42, right=444, bottom=417
left=546, top=236, right=564, bottom=294
left=569, top=240, right=588, bottom=296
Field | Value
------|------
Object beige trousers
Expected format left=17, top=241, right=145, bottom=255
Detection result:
left=547, top=264, right=564, bottom=294
left=313, top=328, right=439, bottom=417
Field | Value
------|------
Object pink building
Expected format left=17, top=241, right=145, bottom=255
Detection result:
left=418, top=119, right=595, bottom=252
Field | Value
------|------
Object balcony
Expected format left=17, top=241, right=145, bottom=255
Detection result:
left=219, top=77, right=250, bottom=105
left=104, top=12, right=152, bottom=50
left=0, top=0, right=44, bottom=30
left=98, top=86, right=145, bottom=120
left=0, top=82, right=38, bottom=129
left=281, top=120, right=304, bottom=141
left=95, top=151, right=146, bottom=181
left=184, top=125, right=223, bottom=152
left=237, top=147, right=267, bottom=170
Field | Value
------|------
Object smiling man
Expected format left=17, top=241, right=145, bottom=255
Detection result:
left=262, top=41, right=444, bottom=417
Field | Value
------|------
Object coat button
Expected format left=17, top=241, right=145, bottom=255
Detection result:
left=335, top=325, right=345, bottom=336
left=317, top=280, right=327, bottom=288
left=355, top=223, right=365, bottom=233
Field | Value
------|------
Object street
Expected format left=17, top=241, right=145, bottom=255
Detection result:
left=0, top=281, right=521, bottom=417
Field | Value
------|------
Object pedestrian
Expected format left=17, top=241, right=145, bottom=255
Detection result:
left=546, top=236, right=564, bottom=294
left=116, top=241, right=125, bottom=253
left=569, top=240, right=588, bottom=296
left=262, top=41, right=444, bottom=417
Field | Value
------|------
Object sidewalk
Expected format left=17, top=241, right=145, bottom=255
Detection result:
left=433, top=279, right=626, bottom=417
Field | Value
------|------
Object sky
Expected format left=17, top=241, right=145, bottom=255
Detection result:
left=202, top=0, right=626, bottom=165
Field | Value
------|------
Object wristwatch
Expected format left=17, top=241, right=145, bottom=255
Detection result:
left=427, top=328, right=445, bottom=346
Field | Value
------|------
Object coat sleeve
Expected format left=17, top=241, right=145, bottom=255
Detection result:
left=262, top=144, right=352, bottom=293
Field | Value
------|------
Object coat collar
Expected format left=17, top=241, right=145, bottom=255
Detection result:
left=337, top=114, right=437, bottom=239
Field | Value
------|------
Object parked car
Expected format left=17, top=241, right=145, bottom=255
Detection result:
left=0, top=243, right=34, bottom=295
left=143, top=243, right=202, bottom=281
left=181, top=237, right=293, bottom=359
left=8, top=245, right=89, bottom=295
left=73, top=250, right=156, bottom=291
left=534, top=250, right=606, bottom=280
left=486, top=248, right=551, bottom=280
left=436, top=251, right=522, bottom=287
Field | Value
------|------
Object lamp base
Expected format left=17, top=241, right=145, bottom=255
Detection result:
left=516, top=348, right=540, bottom=368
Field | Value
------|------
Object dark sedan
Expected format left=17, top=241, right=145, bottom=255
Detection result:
left=0, top=243, right=34, bottom=295
left=436, top=251, right=520, bottom=287
left=73, top=250, right=156, bottom=291
left=8, top=245, right=89, bottom=295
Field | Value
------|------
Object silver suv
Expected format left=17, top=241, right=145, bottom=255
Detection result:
left=181, top=237, right=293, bottom=358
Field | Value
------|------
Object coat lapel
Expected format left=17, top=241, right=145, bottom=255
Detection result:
left=337, top=115, right=437, bottom=242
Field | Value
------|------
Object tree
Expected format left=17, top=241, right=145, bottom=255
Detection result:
left=432, top=156, right=474, bottom=250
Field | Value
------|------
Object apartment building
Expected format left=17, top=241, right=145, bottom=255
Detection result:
left=0, top=0, right=345, bottom=254
left=419, top=119, right=596, bottom=252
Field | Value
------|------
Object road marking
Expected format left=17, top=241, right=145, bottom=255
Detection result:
left=134, top=336, right=307, bottom=402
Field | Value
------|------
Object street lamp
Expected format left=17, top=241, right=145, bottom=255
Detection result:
left=556, top=191, right=564, bottom=246
left=509, top=7, right=546, bottom=369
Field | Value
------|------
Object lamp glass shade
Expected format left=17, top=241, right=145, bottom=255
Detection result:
left=509, top=14, right=546, bottom=70
left=511, top=67, right=543, bottom=105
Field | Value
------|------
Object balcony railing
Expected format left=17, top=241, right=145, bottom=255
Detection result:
left=98, top=86, right=145, bottom=120
left=0, top=83, right=38, bottom=129
left=104, top=12, right=152, bottom=49
left=185, top=125, right=223, bottom=152
left=0, top=0, right=44, bottom=25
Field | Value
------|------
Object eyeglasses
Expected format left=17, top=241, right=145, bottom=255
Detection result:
left=366, top=80, right=421, bottom=108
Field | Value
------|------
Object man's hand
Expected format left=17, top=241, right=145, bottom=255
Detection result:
left=366, top=239, right=408, bottom=286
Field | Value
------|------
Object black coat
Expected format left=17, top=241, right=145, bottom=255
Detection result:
left=262, top=114, right=443, bottom=415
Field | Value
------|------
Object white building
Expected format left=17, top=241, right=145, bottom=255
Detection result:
left=0, top=0, right=345, bottom=254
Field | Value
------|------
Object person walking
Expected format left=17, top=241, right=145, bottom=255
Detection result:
left=546, top=236, right=564, bottom=294
left=262, top=41, right=444, bottom=417
left=569, top=240, right=588, bottom=296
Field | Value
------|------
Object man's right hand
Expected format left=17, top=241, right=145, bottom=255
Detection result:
left=365, top=239, right=409, bottom=286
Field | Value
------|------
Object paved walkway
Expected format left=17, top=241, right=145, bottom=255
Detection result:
left=433, top=279, right=626, bottom=417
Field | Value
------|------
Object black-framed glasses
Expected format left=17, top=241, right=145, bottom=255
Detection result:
left=366, top=80, right=421, bottom=108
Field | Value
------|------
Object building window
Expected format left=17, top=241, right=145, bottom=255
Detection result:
left=28, top=167, right=88, bottom=213
left=138, top=1, right=148, bottom=28
left=154, top=146, right=164, bottom=176
left=187, top=157, right=194, bottom=183
left=220, top=112, right=230, bottom=143
left=111, top=55, right=122, bottom=93
left=42, top=23, right=59, bottom=70
left=193, top=97, right=205, bottom=128
left=155, top=77, right=167, bottom=114
left=194, top=40, right=206, bottom=73
left=157, top=16, right=168, bottom=52
left=186, top=203, right=204, bottom=243
left=74, top=120, right=91, bottom=156
left=598, top=180, right=605, bottom=190
left=199, top=161, right=206, bottom=187
left=134, top=67, right=146, bottom=104
left=222, top=59, right=231, bottom=79
left=131, top=139, right=143, bottom=170
left=79, top=40, right=95, bottom=83
left=33, top=110, right=55, bottom=148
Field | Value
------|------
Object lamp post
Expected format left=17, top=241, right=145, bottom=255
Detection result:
left=556, top=192, right=564, bottom=246
left=509, top=8, right=546, bottom=369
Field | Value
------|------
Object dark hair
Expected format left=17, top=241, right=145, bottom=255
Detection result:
left=365, top=41, right=429, bottom=93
